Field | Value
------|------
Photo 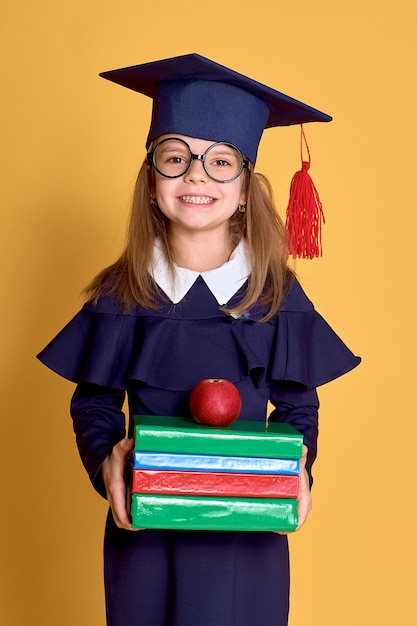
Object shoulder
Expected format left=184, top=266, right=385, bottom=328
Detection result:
left=82, top=294, right=130, bottom=316
left=279, top=276, right=315, bottom=313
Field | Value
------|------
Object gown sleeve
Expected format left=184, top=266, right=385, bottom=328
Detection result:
left=269, top=381, right=319, bottom=487
left=70, top=383, right=126, bottom=498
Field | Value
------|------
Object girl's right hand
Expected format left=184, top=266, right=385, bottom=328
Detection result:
left=101, top=438, right=142, bottom=531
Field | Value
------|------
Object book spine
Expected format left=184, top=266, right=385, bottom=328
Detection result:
left=132, top=469, right=299, bottom=498
left=133, top=451, right=300, bottom=475
left=131, top=494, right=298, bottom=532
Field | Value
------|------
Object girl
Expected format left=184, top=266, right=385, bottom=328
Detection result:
left=38, top=54, right=360, bottom=626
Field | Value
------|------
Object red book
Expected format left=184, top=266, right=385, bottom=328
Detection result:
left=132, top=469, right=299, bottom=498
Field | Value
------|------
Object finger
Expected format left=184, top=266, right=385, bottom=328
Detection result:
left=300, top=444, right=308, bottom=468
left=112, top=442, right=142, bottom=531
left=295, top=470, right=312, bottom=530
left=104, top=439, right=141, bottom=531
left=107, top=480, right=130, bottom=528
left=296, top=500, right=311, bottom=530
left=118, top=437, right=135, bottom=456
left=274, top=446, right=310, bottom=534
left=109, top=482, right=142, bottom=531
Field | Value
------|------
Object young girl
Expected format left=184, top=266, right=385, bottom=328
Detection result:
left=38, top=54, right=360, bottom=626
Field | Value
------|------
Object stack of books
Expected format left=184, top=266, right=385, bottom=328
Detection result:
left=130, top=416, right=303, bottom=532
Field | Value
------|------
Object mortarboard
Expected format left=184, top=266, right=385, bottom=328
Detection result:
left=100, top=53, right=331, bottom=258
left=99, top=53, right=331, bottom=165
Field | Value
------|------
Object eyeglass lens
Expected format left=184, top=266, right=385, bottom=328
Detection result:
left=152, top=139, right=244, bottom=182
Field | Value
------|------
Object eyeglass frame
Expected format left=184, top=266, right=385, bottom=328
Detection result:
left=146, top=137, right=250, bottom=183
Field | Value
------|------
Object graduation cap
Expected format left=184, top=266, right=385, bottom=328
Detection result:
left=100, top=53, right=331, bottom=258
left=100, top=52, right=331, bottom=165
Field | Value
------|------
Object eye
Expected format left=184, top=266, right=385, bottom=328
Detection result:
left=209, top=152, right=236, bottom=168
left=212, top=158, right=231, bottom=168
left=167, top=155, right=188, bottom=165
left=156, top=147, right=190, bottom=171
left=207, top=144, right=241, bottom=170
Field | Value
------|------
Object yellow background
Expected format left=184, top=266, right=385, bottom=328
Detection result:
left=1, top=1, right=416, bottom=624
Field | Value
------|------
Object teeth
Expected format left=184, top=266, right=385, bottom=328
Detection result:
left=180, top=196, right=213, bottom=204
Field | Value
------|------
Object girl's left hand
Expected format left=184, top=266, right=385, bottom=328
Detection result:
left=275, top=444, right=312, bottom=534
left=295, top=444, right=312, bottom=531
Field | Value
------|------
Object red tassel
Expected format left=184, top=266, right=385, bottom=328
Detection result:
left=285, top=125, right=325, bottom=259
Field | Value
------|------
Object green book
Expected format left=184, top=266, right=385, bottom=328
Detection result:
left=133, top=416, right=303, bottom=459
left=131, top=493, right=298, bottom=532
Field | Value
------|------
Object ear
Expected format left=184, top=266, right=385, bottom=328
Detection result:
left=239, top=174, right=248, bottom=207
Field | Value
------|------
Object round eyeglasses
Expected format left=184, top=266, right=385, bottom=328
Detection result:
left=147, top=137, right=249, bottom=183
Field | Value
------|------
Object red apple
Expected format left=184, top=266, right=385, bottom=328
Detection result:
left=189, top=379, right=242, bottom=426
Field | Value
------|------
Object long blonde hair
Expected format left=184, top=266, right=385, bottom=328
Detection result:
left=84, top=160, right=292, bottom=320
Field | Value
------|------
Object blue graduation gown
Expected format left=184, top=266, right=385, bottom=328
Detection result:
left=37, top=277, right=360, bottom=626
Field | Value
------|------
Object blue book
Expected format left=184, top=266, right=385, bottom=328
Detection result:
left=133, top=451, right=300, bottom=475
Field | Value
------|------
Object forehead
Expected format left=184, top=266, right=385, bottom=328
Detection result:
left=155, top=135, right=237, bottom=152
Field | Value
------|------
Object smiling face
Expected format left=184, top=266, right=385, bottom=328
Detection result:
left=150, top=135, right=247, bottom=240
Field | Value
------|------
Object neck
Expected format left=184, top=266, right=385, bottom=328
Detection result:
left=168, top=229, right=234, bottom=272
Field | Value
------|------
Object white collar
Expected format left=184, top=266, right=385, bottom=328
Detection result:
left=150, top=239, right=251, bottom=305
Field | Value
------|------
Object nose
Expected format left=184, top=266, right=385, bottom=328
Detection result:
left=183, top=156, right=209, bottom=183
